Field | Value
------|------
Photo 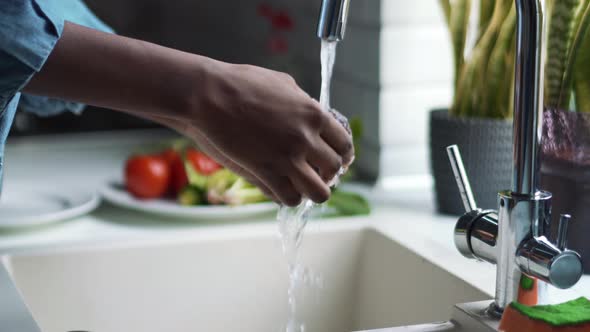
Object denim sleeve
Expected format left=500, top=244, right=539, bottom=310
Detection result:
left=20, top=1, right=114, bottom=117
left=0, top=0, right=113, bottom=127
left=0, top=0, right=114, bottom=181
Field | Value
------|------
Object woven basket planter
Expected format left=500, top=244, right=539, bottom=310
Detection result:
left=429, top=109, right=513, bottom=215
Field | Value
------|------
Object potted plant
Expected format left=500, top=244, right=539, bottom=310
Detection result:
left=434, top=0, right=590, bottom=270
left=539, top=0, right=590, bottom=272
left=431, top=0, right=516, bottom=215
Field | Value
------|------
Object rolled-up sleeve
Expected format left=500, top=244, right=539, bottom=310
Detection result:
left=0, top=0, right=62, bottom=111
left=0, top=0, right=113, bottom=150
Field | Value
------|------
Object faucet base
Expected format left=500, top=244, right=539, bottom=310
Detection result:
left=356, top=301, right=500, bottom=332
left=452, top=301, right=500, bottom=331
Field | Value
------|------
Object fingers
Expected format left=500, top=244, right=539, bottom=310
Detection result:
left=235, top=172, right=280, bottom=204
left=259, top=172, right=302, bottom=207
left=320, top=112, right=355, bottom=167
left=289, top=160, right=331, bottom=204
left=307, top=139, right=342, bottom=183
left=136, top=113, right=281, bottom=203
left=181, top=126, right=281, bottom=203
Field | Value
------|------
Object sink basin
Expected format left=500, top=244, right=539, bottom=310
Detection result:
left=2, top=225, right=489, bottom=332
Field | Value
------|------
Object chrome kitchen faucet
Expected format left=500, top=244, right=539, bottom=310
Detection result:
left=448, top=0, right=583, bottom=317
left=317, top=0, right=584, bottom=317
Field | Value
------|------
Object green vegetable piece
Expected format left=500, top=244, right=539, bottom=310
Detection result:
left=185, top=161, right=208, bottom=190
left=326, top=189, right=370, bottom=216
left=178, top=186, right=202, bottom=206
left=223, top=178, right=269, bottom=206
left=206, top=169, right=239, bottom=204
left=510, top=297, right=590, bottom=327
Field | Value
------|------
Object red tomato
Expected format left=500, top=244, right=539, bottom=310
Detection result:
left=125, top=155, right=170, bottom=199
left=159, top=148, right=179, bottom=166
left=159, top=149, right=188, bottom=195
left=186, top=148, right=222, bottom=176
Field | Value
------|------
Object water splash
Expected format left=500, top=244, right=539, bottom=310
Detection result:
left=278, top=40, right=339, bottom=332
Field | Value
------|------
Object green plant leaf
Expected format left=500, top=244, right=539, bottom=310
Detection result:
left=449, top=0, right=472, bottom=88
left=349, top=116, right=362, bottom=158
left=326, top=189, right=370, bottom=217
left=574, top=25, right=590, bottom=112
left=452, top=0, right=513, bottom=118
left=546, top=0, right=583, bottom=108
left=478, top=0, right=496, bottom=43
left=557, top=1, right=590, bottom=110
left=439, top=0, right=452, bottom=28
left=483, top=4, right=516, bottom=118
left=570, top=1, right=590, bottom=112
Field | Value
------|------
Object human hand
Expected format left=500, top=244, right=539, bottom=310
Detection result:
left=180, top=63, right=354, bottom=206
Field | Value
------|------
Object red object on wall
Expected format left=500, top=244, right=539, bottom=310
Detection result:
left=272, top=11, right=294, bottom=31
left=257, top=3, right=274, bottom=18
left=267, top=35, right=289, bottom=54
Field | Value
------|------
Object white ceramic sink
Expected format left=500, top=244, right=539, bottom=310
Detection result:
left=2, top=225, right=488, bottom=332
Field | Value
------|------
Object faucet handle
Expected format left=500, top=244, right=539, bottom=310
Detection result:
left=557, top=214, right=571, bottom=250
left=448, top=145, right=500, bottom=264
left=516, top=236, right=583, bottom=289
left=446, top=145, right=478, bottom=212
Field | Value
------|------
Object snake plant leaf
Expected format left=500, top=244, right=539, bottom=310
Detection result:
left=479, top=0, right=496, bottom=43
left=484, top=4, right=516, bottom=118
left=439, top=0, right=452, bottom=28
left=440, top=0, right=590, bottom=118
left=574, top=2, right=590, bottom=112
left=560, top=1, right=590, bottom=110
left=449, top=0, right=472, bottom=87
left=452, top=0, right=512, bottom=117
left=545, top=0, right=582, bottom=108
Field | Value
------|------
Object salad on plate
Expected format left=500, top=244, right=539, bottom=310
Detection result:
left=124, top=140, right=270, bottom=207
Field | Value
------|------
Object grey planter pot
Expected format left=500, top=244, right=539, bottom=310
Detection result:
left=540, top=108, right=590, bottom=272
left=429, top=109, right=513, bottom=215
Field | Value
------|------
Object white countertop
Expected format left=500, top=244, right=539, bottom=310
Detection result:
left=0, top=129, right=588, bottom=307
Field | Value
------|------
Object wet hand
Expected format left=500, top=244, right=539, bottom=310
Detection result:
left=184, top=63, right=354, bottom=206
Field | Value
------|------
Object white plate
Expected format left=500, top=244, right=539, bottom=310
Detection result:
left=100, top=181, right=278, bottom=219
left=0, top=186, right=101, bottom=228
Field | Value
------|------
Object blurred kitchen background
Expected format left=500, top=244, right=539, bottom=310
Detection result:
left=10, top=0, right=453, bottom=184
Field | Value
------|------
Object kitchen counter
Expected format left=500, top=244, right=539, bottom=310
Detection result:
left=1, top=130, right=589, bottom=331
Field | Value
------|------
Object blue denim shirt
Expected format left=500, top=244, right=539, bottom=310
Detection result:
left=0, top=0, right=112, bottom=154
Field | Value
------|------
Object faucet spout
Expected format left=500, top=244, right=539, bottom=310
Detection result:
left=513, top=0, right=545, bottom=196
left=317, top=0, right=350, bottom=41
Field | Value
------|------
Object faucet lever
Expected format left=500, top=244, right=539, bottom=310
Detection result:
left=557, top=214, right=571, bottom=250
left=446, top=145, right=478, bottom=212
